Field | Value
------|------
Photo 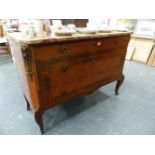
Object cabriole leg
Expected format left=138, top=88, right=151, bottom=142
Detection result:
left=115, top=75, right=124, bottom=95
left=24, top=95, right=31, bottom=111
left=35, top=110, right=44, bottom=134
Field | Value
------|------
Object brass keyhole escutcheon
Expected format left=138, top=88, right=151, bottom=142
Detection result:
left=97, top=41, right=102, bottom=46
left=93, top=41, right=102, bottom=47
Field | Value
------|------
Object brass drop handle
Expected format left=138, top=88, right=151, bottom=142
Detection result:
left=22, top=47, right=33, bottom=80
left=61, top=65, right=69, bottom=73
left=60, top=47, right=67, bottom=53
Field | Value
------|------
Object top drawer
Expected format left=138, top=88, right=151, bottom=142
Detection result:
left=31, top=36, right=130, bottom=61
left=32, top=40, right=94, bottom=61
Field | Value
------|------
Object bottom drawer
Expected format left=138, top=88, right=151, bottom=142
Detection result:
left=40, top=66, right=122, bottom=105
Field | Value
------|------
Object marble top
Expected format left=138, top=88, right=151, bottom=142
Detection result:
left=8, top=31, right=132, bottom=46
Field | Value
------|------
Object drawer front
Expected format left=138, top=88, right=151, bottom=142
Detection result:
left=32, top=40, right=94, bottom=61
left=32, top=36, right=129, bottom=61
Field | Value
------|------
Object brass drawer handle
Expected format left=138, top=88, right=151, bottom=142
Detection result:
left=61, top=66, right=69, bottom=73
left=90, top=61, right=96, bottom=65
left=60, top=47, right=67, bottom=53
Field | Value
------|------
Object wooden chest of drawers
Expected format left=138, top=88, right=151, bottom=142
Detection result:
left=9, top=32, right=130, bottom=134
